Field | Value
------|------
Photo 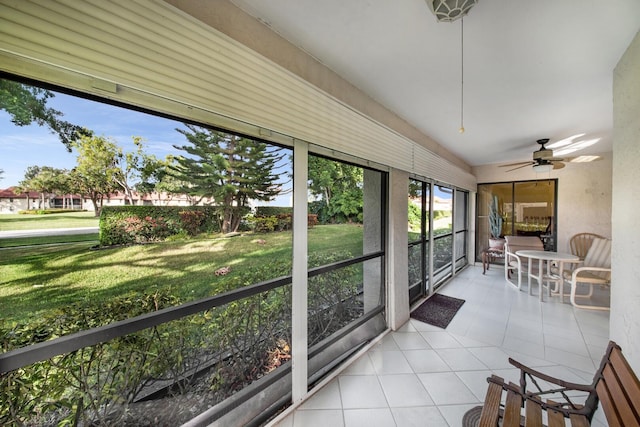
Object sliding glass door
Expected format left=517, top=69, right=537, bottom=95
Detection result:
left=477, top=179, right=558, bottom=260
left=409, top=179, right=468, bottom=304
left=408, top=179, right=429, bottom=303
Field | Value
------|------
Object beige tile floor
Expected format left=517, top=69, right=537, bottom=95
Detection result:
left=269, top=264, right=611, bottom=427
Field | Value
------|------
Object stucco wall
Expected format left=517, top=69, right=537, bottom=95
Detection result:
left=472, top=152, right=612, bottom=254
left=611, top=29, right=640, bottom=371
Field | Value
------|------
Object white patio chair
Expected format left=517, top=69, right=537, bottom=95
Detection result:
left=504, top=242, right=523, bottom=290
left=503, top=236, right=543, bottom=292
left=563, top=237, right=611, bottom=310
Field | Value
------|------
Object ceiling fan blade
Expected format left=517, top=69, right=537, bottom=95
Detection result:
left=499, top=161, right=533, bottom=168
left=552, top=162, right=565, bottom=170
left=505, top=163, right=533, bottom=172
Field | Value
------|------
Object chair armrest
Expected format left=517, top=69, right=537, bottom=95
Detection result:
left=505, top=251, right=520, bottom=261
left=571, top=266, right=611, bottom=282
left=572, top=266, right=611, bottom=275
left=508, top=357, right=594, bottom=392
left=505, top=250, right=521, bottom=263
left=563, top=259, right=583, bottom=269
left=486, top=374, right=595, bottom=419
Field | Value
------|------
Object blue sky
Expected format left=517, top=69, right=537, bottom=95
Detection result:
left=0, top=90, right=456, bottom=207
left=1, top=87, right=294, bottom=206
left=0, top=91, right=187, bottom=188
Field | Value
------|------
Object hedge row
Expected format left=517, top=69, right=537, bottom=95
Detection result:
left=248, top=213, right=318, bottom=233
left=254, top=206, right=292, bottom=217
left=99, top=206, right=321, bottom=246
left=98, top=206, right=222, bottom=246
left=19, top=208, right=87, bottom=215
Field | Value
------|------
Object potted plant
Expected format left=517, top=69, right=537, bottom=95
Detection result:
left=488, top=195, right=504, bottom=249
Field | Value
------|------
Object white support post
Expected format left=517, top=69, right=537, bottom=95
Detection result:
left=291, top=140, right=308, bottom=403
left=387, top=169, right=409, bottom=330
left=428, top=181, right=435, bottom=295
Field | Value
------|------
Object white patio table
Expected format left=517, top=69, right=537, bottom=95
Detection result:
left=515, top=250, right=579, bottom=302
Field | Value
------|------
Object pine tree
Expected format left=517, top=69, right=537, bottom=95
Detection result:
left=169, top=125, right=285, bottom=233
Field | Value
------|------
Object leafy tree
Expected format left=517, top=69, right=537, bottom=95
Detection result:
left=55, top=171, right=77, bottom=209
left=22, top=165, right=41, bottom=182
left=169, top=125, right=285, bottom=233
left=0, top=79, right=92, bottom=150
left=17, top=166, right=67, bottom=209
left=71, top=135, right=121, bottom=216
left=308, top=156, right=363, bottom=223
left=408, top=179, right=423, bottom=198
left=109, top=136, right=148, bottom=205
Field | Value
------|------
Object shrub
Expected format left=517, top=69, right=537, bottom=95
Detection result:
left=125, top=215, right=173, bottom=243
left=18, top=208, right=86, bottom=215
left=307, top=214, right=318, bottom=228
left=179, top=210, right=206, bottom=236
left=408, top=201, right=421, bottom=233
left=0, top=290, right=185, bottom=426
left=0, top=251, right=364, bottom=426
left=248, top=213, right=316, bottom=233
left=99, top=206, right=221, bottom=246
left=254, top=206, right=292, bottom=217
left=100, top=214, right=177, bottom=245
left=307, top=251, right=361, bottom=345
left=249, top=215, right=280, bottom=233
left=275, top=214, right=292, bottom=231
left=308, top=200, right=330, bottom=224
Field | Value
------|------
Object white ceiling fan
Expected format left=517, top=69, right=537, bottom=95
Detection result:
left=500, top=139, right=566, bottom=172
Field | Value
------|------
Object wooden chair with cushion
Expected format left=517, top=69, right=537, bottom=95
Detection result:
left=563, top=237, right=611, bottom=310
left=570, top=232, right=605, bottom=260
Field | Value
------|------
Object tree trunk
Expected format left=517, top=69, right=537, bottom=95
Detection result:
left=90, top=194, right=101, bottom=217
left=222, top=209, right=232, bottom=234
left=230, top=211, right=241, bottom=233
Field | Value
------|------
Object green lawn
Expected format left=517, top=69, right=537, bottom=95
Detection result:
left=0, top=211, right=99, bottom=231
left=0, top=233, right=99, bottom=248
left=0, top=224, right=364, bottom=325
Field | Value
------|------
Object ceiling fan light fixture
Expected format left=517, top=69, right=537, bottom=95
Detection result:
left=532, top=163, right=554, bottom=173
left=428, top=0, right=478, bottom=22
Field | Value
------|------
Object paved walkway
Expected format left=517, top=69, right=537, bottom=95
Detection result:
left=0, top=227, right=99, bottom=238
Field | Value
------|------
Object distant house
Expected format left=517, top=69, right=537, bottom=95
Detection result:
left=0, top=187, right=43, bottom=213
left=0, top=187, right=215, bottom=214
left=95, top=191, right=215, bottom=210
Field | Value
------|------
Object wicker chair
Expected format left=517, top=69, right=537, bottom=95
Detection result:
left=569, top=232, right=604, bottom=260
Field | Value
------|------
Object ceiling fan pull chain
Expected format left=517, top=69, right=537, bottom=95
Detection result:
left=459, top=17, right=465, bottom=134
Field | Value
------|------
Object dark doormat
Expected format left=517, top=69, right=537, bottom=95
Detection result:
left=410, top=293, right=465, bottom=329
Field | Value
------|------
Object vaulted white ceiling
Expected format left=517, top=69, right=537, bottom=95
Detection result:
left=230, top=0, right=640, bottom=167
